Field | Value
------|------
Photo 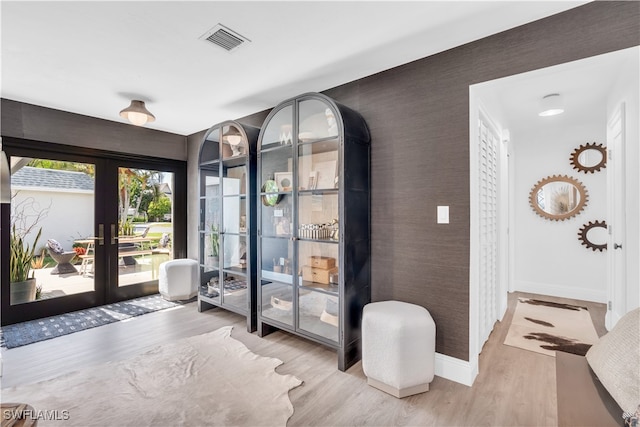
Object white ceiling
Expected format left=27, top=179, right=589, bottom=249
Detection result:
left=473, top=46, right=639, bottom=139
left=1, top=1, right=588, bottom=136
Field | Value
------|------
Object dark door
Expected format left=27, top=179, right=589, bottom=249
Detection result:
left=1, top=140, right=186, bottom=325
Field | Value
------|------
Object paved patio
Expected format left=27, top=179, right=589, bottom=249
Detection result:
left=32, top=253, right=172, bottom=300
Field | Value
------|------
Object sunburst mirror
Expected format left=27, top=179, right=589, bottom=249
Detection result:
left=529, top=175, right=588, bottom=221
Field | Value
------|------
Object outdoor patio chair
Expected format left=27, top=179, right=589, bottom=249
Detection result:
left=46, top=239, right=79, bottom=275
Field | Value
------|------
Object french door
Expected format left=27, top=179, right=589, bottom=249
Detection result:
left=1, top=139, right=185, bottom=325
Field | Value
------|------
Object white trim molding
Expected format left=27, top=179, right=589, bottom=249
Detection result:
left=435, top=352, right=478, bottom=387
left=514, top=280, right=606, bottom=303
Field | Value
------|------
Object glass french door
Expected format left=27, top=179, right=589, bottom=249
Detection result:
left=1, top=141, right=184, bottom=325
left=107, top=162, right=175, bottom=301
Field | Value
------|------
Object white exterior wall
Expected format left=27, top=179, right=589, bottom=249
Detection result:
left=12, top=187, right=94, bottom=252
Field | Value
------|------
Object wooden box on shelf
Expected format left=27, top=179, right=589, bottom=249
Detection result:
left=308, top=256, right=336, bottom=269
left=302, top=265, right=339, bottom=284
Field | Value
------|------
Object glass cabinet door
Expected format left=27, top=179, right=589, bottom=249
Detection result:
left=200, top=164, right=221, bottom=304
left=259, top=238, right=294, bottom=326
left=260, top=105, right=293, bottom=149
left=298, top=99, right=339, bottom=141
left=295, top=99, right=340, bottom=343
left=199, top=120, right=258, bottom=332
left=297, top=240, right=339, bottom=342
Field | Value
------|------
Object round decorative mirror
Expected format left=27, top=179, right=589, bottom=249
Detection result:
left=529, top=175, right=589, bottom=221
left=570, top=142, right=607, bottom=174
left=578, top=220, right=607, bottom=251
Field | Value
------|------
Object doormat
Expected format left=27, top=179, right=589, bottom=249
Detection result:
left=0, top=294, right=183, bottom=349
left=503, top=298, right=600, bottom=357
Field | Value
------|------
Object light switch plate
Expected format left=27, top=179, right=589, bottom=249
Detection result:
left=437, top=206, right=449, bottom=224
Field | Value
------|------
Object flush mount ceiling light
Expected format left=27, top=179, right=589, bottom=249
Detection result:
left=538, top=93, right=565, bottom=117
left=119, top=100, right=156, bottom=126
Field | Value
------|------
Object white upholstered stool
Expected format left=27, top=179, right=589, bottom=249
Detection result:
left=362, top=300, right=435, bottom=398
left=158, top=259, right=199, bottom=301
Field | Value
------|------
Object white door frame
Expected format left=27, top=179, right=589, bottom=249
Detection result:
left=469, top=89, right=509, bottom=382
left=606, top=102, right=626, bottom=330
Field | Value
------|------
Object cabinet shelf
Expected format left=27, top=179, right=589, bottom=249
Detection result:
left=299, top=281, right=339, bottom=296
left=297, top=237, right=339, bottom=244
left=259, top=144, right=293, bottom=155
left=297, top=137, right=339, bottom=153
left=298, top=189, right=339, bottom=196
left=199, top=159, right=220, bottom=167
left=222, top=156, right=248, bottom=168
left=222, top=266, right=248, bottom=276
left=256, top=92, right=370, bottom=371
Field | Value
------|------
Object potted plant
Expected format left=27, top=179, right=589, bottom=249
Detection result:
left=9, top=224, right=42, bottom=304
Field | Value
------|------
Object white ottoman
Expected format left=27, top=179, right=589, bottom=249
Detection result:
left=158, top=259, right=199, bottom=301
left=362, top=300, right=435, bottom=398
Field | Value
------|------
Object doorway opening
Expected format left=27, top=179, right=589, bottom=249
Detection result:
left=2, top=139, right=186, bottom=325
left=469, top=46, right=639, bottom=372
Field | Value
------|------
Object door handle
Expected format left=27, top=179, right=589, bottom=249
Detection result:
left=97, top=224, right=105, bottom=246
left=614, top=243, right=623, bottom=250
left=111, top=224, right=119, bottom=245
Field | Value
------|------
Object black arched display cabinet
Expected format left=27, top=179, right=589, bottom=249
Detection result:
left=256, top=92, right=370, bottom=370
left=198, top=120, right=259, bottom=332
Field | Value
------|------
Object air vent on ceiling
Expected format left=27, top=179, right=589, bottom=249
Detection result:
left=199, top=24, right=250, bottom=52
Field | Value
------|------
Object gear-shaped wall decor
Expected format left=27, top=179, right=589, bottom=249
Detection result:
left=569, top=142, right=607, bottom=174
left=529, top=175, right=588, bottom=221
left=578, top=220, right=607, bottom=251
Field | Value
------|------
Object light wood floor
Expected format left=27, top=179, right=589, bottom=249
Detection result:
left=1, top=291, right=606, bottom=426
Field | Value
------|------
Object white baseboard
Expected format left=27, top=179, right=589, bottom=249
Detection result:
left=514, top=280, right=606, bottom=303
left=435, top=352, right=478, bottom=387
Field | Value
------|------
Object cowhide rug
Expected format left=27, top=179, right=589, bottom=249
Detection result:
left=1, top=326, right=303, bottom=426
left=503, top=298, right=600, bottom=357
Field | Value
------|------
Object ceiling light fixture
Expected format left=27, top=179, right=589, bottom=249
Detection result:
left=538, top=93, right=564, bottom=117
left=119, top=100, right=156, bottom=126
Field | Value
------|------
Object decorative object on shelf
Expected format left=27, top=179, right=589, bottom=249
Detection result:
left=261, top=180, right=281, bottom=207
left=325, top=108, right=338, bottom=135
left=330, top=218, right=339, bottom=241
left=578, top=220, right=608, bottom=252
left=274, top=172, right=293, bottom=191
left=119, top=100, right=155, bottom=126
left=279, top=125, right=292, bottom=145
left=238, top=241, right=247, bottom=266
left=570, top=142, right=607, bottom=174
left=271, top=294, right=293, bottom=311
left=313, top=160, right=337, bottom=189
left=529, top=175, right=588, bottom=221
left=223, top=127, right=245, bottom=157
left=302, top=265, right=338, bottom=284
left=208, top=278, right=219, bottom=295
left=298, top=223, right=333, bottom=239
left=308, top=256, right=336, bottom=269
left=209, top=225, right=219, bottom=257
left=307, top=171, right=319, bottom=190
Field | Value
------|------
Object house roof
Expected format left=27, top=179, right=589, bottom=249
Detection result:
left=12, top=167, right=94, bottom=191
